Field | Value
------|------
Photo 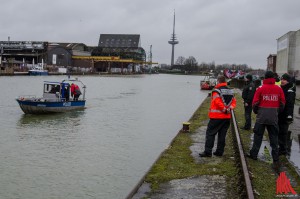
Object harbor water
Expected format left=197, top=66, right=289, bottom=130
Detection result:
left=0, top=74, right=208, bottom=199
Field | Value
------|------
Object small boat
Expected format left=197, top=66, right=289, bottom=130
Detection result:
left=16, top=78, right=86, bottom=114
left=200, top=73, right=217, bottom=90
left=28, top=65, right=48, bottom=76
left=28, top=59, right=48, bottom=76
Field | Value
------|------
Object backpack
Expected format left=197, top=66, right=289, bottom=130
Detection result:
left=75, top=88, right=81, bottom=95
left=213, top=86, right=234, bottom=107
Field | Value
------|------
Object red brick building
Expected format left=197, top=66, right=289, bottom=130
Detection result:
left=267, top=54, right=277, bottom=72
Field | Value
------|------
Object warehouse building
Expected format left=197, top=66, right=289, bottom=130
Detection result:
left=276, top=30, right=300, bottom=78
left=0, top=34, right=149, bottom=74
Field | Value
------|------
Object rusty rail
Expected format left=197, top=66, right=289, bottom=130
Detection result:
left=231, top=110, right=255, bottom=199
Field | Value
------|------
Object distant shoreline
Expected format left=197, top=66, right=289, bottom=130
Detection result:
left=0, top=72, right=146, bottom=77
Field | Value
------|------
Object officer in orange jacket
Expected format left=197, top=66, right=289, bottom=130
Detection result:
left=199, top=75, right=236, bottom=157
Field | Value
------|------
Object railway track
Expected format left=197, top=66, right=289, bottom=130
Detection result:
left=230, top=110, right=255, bottom=199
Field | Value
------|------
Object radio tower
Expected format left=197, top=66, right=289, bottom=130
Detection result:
left=168, top=11, right=179, bottom=66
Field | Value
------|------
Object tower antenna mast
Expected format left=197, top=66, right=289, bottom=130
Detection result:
left=168, top=10, right=179, bottom=66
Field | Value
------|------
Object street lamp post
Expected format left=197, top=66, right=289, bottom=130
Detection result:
left=0, top=46, right=3, bottom=67
left=36, top=50, right=38, bottom=65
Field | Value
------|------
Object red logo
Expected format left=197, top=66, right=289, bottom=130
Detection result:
left=276, top=171, right=297, bottom=195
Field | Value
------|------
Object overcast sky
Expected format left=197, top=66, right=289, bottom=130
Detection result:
left=1, top=0, right=300, bottom=69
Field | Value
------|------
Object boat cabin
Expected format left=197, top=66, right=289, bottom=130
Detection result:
left=43, top=81, right=70, bottom=102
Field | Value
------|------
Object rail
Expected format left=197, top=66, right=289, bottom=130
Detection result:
left=230, top=110, right=255, bottom=199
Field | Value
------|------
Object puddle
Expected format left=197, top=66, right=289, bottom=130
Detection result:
left=288, top=104, right=300, bottom=175
left=252, top=104, right=300, bottom=176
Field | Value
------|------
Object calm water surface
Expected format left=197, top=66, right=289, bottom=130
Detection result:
left=0, top=74, right=208, bottom=199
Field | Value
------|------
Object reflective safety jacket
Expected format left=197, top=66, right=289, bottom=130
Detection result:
left=209, top=82, right=236, bottom=119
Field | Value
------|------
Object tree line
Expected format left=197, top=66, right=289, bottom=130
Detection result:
left=158, top=56, right=257, bottom=74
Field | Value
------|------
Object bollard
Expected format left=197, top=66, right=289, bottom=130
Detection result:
left=182, top=122, right=191, bottom=132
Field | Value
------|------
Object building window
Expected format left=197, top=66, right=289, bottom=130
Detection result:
left=269, top=58, right=273, bottom=64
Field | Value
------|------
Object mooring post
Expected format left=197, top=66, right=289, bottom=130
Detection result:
left=182, top=122, right=191, bottom=132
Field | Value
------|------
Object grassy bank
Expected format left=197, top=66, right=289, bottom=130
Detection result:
left=144, top=93, right=300, bottom=198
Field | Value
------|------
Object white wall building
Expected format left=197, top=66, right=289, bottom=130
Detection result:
left=277, top=29, right=300, bottom=78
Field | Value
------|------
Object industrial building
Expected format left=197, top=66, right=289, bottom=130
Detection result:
left=276, top=29, right=300, bottom=77
left=0, top=34, right=149, bottom=74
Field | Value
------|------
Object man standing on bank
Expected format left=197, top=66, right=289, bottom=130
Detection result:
left=278, top=73, right=296, bottom=156
left=199, top=75, right=236, bottom=157
left=241, top=74, right=256, bottom=130
left=248, top=71, right=285, bottom=165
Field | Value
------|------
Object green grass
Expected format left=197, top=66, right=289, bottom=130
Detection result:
left=145, top=96, right=239, bottom=197
left=144, top=92, right=300, bottom=198
left=236, top=94, right=300, bottom=198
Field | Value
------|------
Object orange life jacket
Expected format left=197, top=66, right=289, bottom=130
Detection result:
left=208, top=83, right=236, bottom=119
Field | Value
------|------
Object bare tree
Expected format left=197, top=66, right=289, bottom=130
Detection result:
left=184, top=56, right=198, bottom=72
left=175, top=56, right=186, bottom=65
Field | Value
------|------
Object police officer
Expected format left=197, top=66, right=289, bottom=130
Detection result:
left=199, top=75, right=236, bottom=157
left=248, top=71, right=285, bottom=168
left=278, top=73, right=296, bottom=156
left=241, top=74, right=255, bottom=130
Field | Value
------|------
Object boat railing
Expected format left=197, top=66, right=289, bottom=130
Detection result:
left=62, top=78, right=86, bottom=100
left=17, top=95, right=37, bottom=100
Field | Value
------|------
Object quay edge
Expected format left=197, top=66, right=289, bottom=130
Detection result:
left=127, top=92, right=300, bottom=199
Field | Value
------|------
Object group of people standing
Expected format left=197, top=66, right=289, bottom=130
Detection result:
left=50, top=83, right=82, bottom=101
left=199, top=71, right=296, bottom=170
left=246, top=71, right=295, bottom=166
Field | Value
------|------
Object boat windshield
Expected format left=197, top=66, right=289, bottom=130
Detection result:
left=44, top=83, right=60, bottom=94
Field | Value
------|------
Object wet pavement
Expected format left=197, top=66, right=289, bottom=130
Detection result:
left=142, top=176, right=226, bottom=199
left=132, top=125, right=228, bottom=199
left=285, top=104, right=300, bottom=175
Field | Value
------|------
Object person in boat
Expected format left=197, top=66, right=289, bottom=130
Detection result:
left=199, top=75, right=236, bottom=157
left=50, top=85, right=60, bottom=94
left=241, top=74, right=255, bottom=130
left=64, top=84, right=70, bottom=101
left=71, top=83, right=81, bottom=101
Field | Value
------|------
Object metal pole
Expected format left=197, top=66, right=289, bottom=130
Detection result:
left=0, top=46, right=3, bottom=67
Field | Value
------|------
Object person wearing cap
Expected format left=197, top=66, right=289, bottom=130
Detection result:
left=241, top=74, right=255, bottom=130
left=278, top=73, right=296, bottom=156
left=248, top=71, right=285, bottom=169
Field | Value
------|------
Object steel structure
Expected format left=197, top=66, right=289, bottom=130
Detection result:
left=168, top=11, right=179, bottom=66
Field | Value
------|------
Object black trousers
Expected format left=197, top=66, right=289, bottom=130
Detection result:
left=204, top=119, right=230, bottom=155
left=278, top=122, right=290, bottom=153
left=73, top=94, right=80, bottom=101
left=250, top=123, right=279, bottom=162
left=243, top=104, right=252, bottom=129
